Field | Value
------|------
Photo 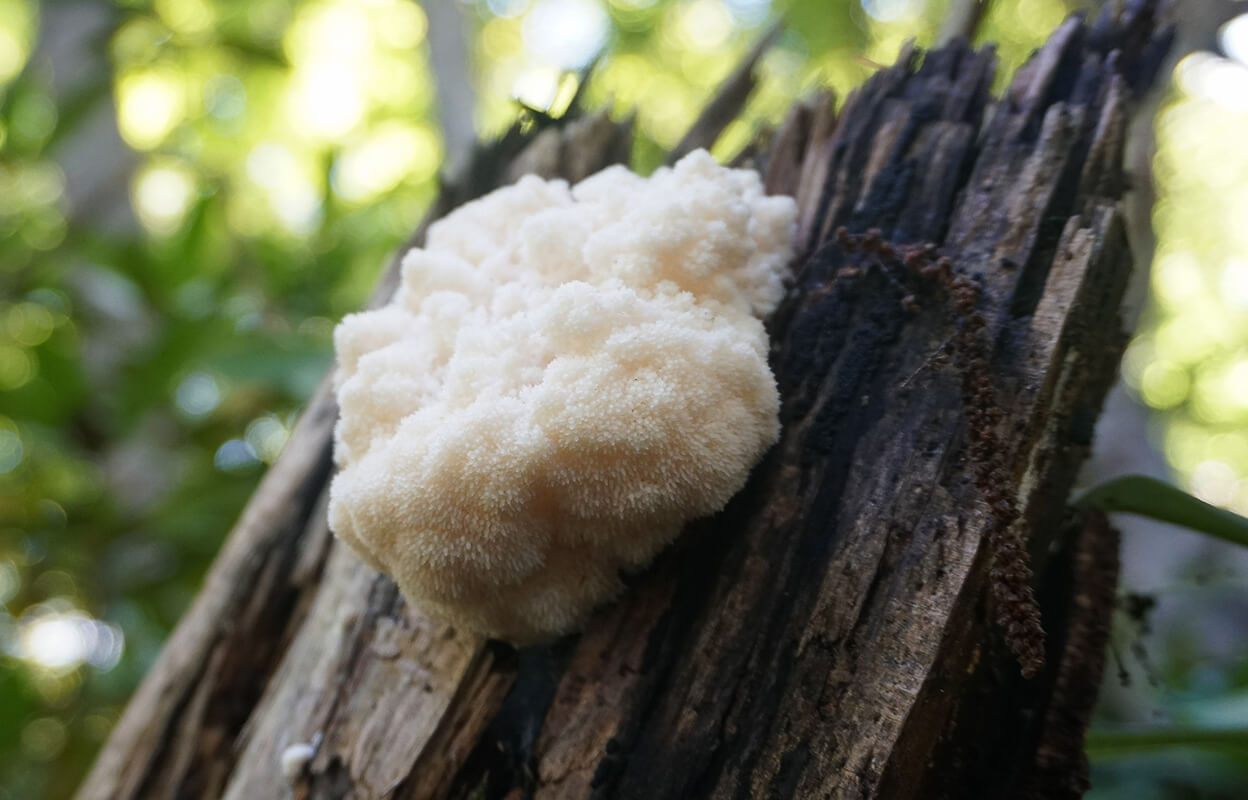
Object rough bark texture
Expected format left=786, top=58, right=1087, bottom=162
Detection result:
left=79, top=4, right=1173, bottom=799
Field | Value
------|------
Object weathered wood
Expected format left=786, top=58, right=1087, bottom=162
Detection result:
left=78, top=4, right=1172, bottom=799
left=75, top=107, right=634, bottom=800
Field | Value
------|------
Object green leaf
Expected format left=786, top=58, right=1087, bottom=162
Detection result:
left=1073, top=475, right=1248, bottom=549
left=1087, top=726, right=1248, bottom=759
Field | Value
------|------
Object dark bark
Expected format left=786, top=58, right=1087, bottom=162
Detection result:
left=78, top=5, right=1173, bottom=799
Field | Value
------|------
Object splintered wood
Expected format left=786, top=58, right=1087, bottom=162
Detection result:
left=79, top=4, right=1172, bottom=799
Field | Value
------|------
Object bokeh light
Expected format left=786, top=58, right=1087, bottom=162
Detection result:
left=9, top=602, right=125, bottom=676
left=331, top=122, right=442, bottom=204
left=0, top=0, right=35, bottom=85
left=1125, top=46, right=1248, bottom=515
left=21, top=717, right=68, bottom=763
left=0, top=426, right=22, bottom=474
left=153, top=0, right=216, bottom=37
left=214, top=438, right=259, bottom=471
left=174, top=371, right=222, bottom=419
left=132, top=161, right=198, bottom=235
left=861, top=0, right=917, bottom=24
left=245, top=414, right=289, bottom=463
left=1222, top=13, right=1248, bottom=66
left=244, top=142, right=323, bottom=235
left=524, top=0, right=609, bottom=69
left=116, top=69, right=186, bottom=150
left=0, top=559, right=19, bottom=603
left=0, top=342, right=35, bottom=390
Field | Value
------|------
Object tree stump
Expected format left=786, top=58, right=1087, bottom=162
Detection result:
left=78, top=4, right=1174, bottom=799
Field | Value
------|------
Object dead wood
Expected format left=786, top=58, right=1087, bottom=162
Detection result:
left=78, top=4, right=1173, bottom=799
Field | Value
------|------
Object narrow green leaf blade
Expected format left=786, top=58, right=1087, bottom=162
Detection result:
left=1073, top=475, right=1248, bottom=549
left=1087, top=726, right=1248, bottom=759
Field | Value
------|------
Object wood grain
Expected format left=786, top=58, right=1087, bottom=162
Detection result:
left=77, top=4, right=1173, bottom=798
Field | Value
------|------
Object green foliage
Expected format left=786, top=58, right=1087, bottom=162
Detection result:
left=1076, top=475, right=1248, bottom=550
left=1080, top=474, right=1248, bottom=797
left=1088, top=725, right=1248, bottom=758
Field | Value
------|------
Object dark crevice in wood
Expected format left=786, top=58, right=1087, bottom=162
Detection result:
left=1025, top=511, right=1122, bottom=800
left=440, top=643, right=572, bottom=799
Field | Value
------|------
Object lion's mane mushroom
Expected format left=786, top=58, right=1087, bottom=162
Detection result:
left=328, top=149, right=797, bottom=643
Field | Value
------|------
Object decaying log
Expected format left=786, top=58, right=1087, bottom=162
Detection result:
left=79, top=4, right=1173, bottom=799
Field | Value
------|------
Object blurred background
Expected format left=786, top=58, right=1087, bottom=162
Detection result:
left=0, top=0, right=1245, bottom=797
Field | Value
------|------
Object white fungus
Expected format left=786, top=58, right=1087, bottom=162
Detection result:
left=279, top=742, right=316, bottom=784
left=328, top=149, right=797, bottom=642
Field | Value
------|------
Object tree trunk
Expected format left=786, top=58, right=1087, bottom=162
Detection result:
left=78, top=4, right=1174, bottom=799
